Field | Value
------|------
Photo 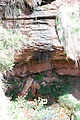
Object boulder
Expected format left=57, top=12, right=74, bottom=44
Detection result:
left=31, top=81, right=40, bottom=96
left=20, top=77, right=34, bottom=96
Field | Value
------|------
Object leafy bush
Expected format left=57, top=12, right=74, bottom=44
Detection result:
left=0, top=26, right=25, bottom=71
left=32, top=97, right=54, bottom=120
left=33, top=74, right=43, bottom=81
left=9, top=99, right=27, bottom=120
left=9, top=97, right=54, bottom=120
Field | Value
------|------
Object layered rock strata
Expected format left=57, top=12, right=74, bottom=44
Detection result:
left=1, top=0, right=80, bottom=77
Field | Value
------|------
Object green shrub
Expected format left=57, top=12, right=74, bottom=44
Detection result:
left=0, top=26, right=25, bottom=71
left=33, top=74, right=43, bottom=81
left=9, top=97, right=54, bottom=120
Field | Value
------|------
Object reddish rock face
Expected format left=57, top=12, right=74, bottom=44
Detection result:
left=52, top=59, right=80, bottom=77
left=13, top=60, right=53, bottom=77
left=14, top=48, right=35, bottom=63
left=13, top=47, right=80, bottom=77
left=13, top=47, right=54, bottom=77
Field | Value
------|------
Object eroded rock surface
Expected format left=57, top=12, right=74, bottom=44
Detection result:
left=1, top=0, right=80, bottom=78
left=20, top=77, right=34, bottom=96
left=3, top=1, right=63, bottom=77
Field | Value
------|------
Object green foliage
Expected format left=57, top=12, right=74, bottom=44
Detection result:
left=32, top=97, right=54, bottom=120
left=74, top=115, right=80, bottom=120
left=70, top=13, right=80, bottom=33
left=59, top=94, right=75, bottom=110
left=6, top=77, right=24, bottom=100
left=61, top=36, right=65, bottom=41
left=9, top=97, right=54, bottom=120
left=56, top=27, right=61, bottom=31
left=56, top=20, right=60, bottom=26
left=34, top=97, right=47, bottom=109
left=33, top=74, right=43, bottom=81
left=0, top=26, right=25, bottom=71
left=58, top=94, right=80, bottom=120
left=56, top=16, right=61, bottom=31
left=9, top=97, right=28, bottom=120
left=70, top=14, right=75, bottom=19
left=25, top=90, right=33, bottom=100
left=39, top=78, right=71, bottom=99
left=72, top=27, right=80, bottom=33
left=75, top=104, right=80, bottom=112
